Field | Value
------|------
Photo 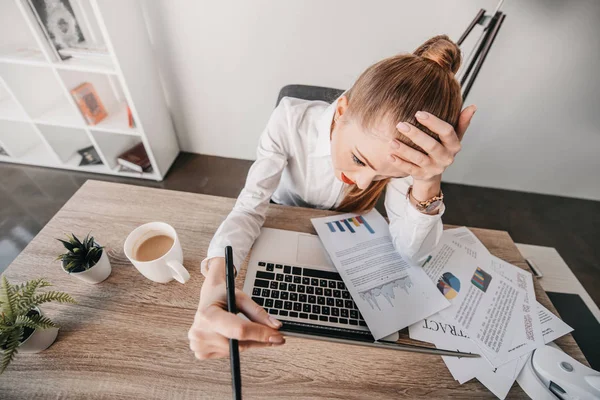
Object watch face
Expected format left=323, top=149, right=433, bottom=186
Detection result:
left=425, top=199, right=442, bottom=213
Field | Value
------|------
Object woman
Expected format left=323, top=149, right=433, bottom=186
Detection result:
left=189, top=35, right=477, bottom=359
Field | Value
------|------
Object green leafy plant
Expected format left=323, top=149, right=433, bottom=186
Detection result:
left=0, top=276, right=76, bottom=374
left=56, top=233, right=104, bottom=273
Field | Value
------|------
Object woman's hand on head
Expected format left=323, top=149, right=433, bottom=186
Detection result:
left=188, top=257, right=285, bottom=360
left=387, top=105, right=477, bottom=182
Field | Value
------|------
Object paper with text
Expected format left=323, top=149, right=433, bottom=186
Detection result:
left=444, top=229, right=546, bottom=363
left=537, top=302, right=573, bottom=343
left=409, top=314, right=525, bottom=399
left=489, top=256, right=544, bottom=358
left=447, top=228, right=556, bottom=346
left=421, top=234, right=532, bottom=367
left=311, top=209, right=449, bottom=340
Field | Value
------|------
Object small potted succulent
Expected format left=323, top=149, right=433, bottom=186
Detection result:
left=57, top=233, right=112, bottom=284
left=0, top=276, right=76, bottom=374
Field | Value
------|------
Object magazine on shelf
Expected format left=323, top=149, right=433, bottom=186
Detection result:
left=28, top=0, right=86, bottom=61
left=27, top=0, right=108, bottom=62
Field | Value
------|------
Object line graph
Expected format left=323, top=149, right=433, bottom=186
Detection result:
left=358, top=276, right=413, bottom=310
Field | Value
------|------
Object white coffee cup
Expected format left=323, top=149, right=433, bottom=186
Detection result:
left=124, top=222, right=190, bottom=284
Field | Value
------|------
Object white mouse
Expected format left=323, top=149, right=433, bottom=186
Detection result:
left=532, top=345, right=600, bottom=400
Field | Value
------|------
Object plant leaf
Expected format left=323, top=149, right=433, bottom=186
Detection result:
left=0, top=276, right=16, bottom=323
left=27, top=314, right=57, bottom=330
left=13, top=315, right=38, bottom=330
left=13, top=278, right=52, bottom=315
left=0, top=330, right=10, bottom=345
left=32, top=292, right=77, bottom=305
left=57, top=239, right=76, bottom=252
left=0, top=327, right=22, bottom=374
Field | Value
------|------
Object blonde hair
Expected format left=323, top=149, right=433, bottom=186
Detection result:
left=335, top=35, right=463, bottom=213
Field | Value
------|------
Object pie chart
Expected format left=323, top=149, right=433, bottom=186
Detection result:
left=437, top=272, right=461, bottom=300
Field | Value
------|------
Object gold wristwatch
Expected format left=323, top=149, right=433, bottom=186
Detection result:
left=407, top=186, right=444, bottom=213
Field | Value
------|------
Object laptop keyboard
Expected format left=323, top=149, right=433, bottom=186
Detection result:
left=251, top=261, right=366, bottom=327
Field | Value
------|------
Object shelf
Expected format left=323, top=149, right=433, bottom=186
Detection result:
left=0, top=0, right=179, bottom=182
left=0, top=142, right=58, bottom=166
left=92, top=102, right=138, bottom=135
left=33, top=100, right=84, bottom=128
left=111, top=164, right=155, bottom=179
left=0, top=119, right=48, bottom=159
left=0, top=47, right=47, bottom=66
left=0, top=96, right=28, bottom=122
left=36, top=124, right=93, bottom=166
left=65, top=151, right=108, bottom=173
left=90, top=130, right=139, bottom=170
left=0, top=46, right=115, bottom=74
left=53, top=56, right=116, bottom=75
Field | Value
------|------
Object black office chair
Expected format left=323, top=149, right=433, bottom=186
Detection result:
left=276, top=84, right=344, bottom=107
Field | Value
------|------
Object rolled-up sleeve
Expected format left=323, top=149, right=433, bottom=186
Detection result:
left=201, top=100, right=292, bottom=273
left=384, top=177, right=444, bottom=263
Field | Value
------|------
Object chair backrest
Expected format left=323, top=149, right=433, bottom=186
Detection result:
left=276, top=84, right=344, bottom=107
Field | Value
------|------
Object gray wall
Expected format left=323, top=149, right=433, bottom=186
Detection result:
left=142, top=0, right=600, bottom=200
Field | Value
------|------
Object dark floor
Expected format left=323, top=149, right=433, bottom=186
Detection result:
left=2, top=152, right=600, bottom=367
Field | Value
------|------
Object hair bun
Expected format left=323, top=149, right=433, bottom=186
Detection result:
left=413, top=35, right=461, bottom=74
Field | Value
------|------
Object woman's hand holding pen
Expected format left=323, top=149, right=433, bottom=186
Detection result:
left=188, top=257, right=285, bottom=360
left=387, top=105, right=477, bottom=208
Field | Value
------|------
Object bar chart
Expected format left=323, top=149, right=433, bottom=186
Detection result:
left=326, top=215, right=375, bottom=234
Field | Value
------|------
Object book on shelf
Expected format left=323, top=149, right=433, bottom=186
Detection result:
left=70, top=82, right=108, bottom=125
left=77, top=145, right=102, bottom=166
left=127, top=106, right=135, bottom=128
left=117, top=142, right=151, bottom=172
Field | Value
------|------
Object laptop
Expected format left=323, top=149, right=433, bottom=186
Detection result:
left=242, top=228, right=479, bottom=357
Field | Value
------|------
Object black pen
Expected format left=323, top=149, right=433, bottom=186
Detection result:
left=225, top=246, right=242, bottom=400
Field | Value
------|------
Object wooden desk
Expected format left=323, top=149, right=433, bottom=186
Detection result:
left=0, top=180, right=587, bottom=399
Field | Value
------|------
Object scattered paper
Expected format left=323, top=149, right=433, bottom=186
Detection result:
left=444, top=229, right=545, bottom=365
left=489, top=256, right=545, bottom=361
left=445, top=226, right=489, bottom=261
left=446, top=228, right=571, bottom=343
left=414, top=227, right=574, bottom=399
left=409, top=314, right=525, bottom=399
left=420, top=233, right=532, bottom=367
left=537, top=302, right=573, bottom=343
left=311, top=209, right=450, bottom=340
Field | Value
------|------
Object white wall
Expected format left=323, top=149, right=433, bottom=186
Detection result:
left=142, top=0, right=600, bottom=201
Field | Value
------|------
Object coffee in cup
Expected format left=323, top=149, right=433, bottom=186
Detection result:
left=134, top=235, right=174, bottom=262
left=124, top=222, right=190, bottom=284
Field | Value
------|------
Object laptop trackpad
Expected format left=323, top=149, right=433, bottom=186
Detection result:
left=296, top=234, right=334, bottom=269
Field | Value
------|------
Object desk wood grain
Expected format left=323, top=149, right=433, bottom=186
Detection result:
left=0, top=180, right=587, bottom=399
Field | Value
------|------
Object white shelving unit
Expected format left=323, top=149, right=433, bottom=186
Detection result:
left=0, top=0, right=179, bottom=180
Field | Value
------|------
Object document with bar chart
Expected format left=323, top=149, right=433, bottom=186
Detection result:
left=325, top=215, right=375, bottom=234
left=311, top=209, right=450, bottom=340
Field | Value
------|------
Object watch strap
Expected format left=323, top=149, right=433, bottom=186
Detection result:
left=407, top=186, right=444, bottom=213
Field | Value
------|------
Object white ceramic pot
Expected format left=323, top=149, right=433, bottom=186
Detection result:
left=63, top=249, right=111, bottom=284
left=18, top=307, right=59, bottom=354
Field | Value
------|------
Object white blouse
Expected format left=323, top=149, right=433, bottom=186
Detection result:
left=202, top=97, right=445, bottom=273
